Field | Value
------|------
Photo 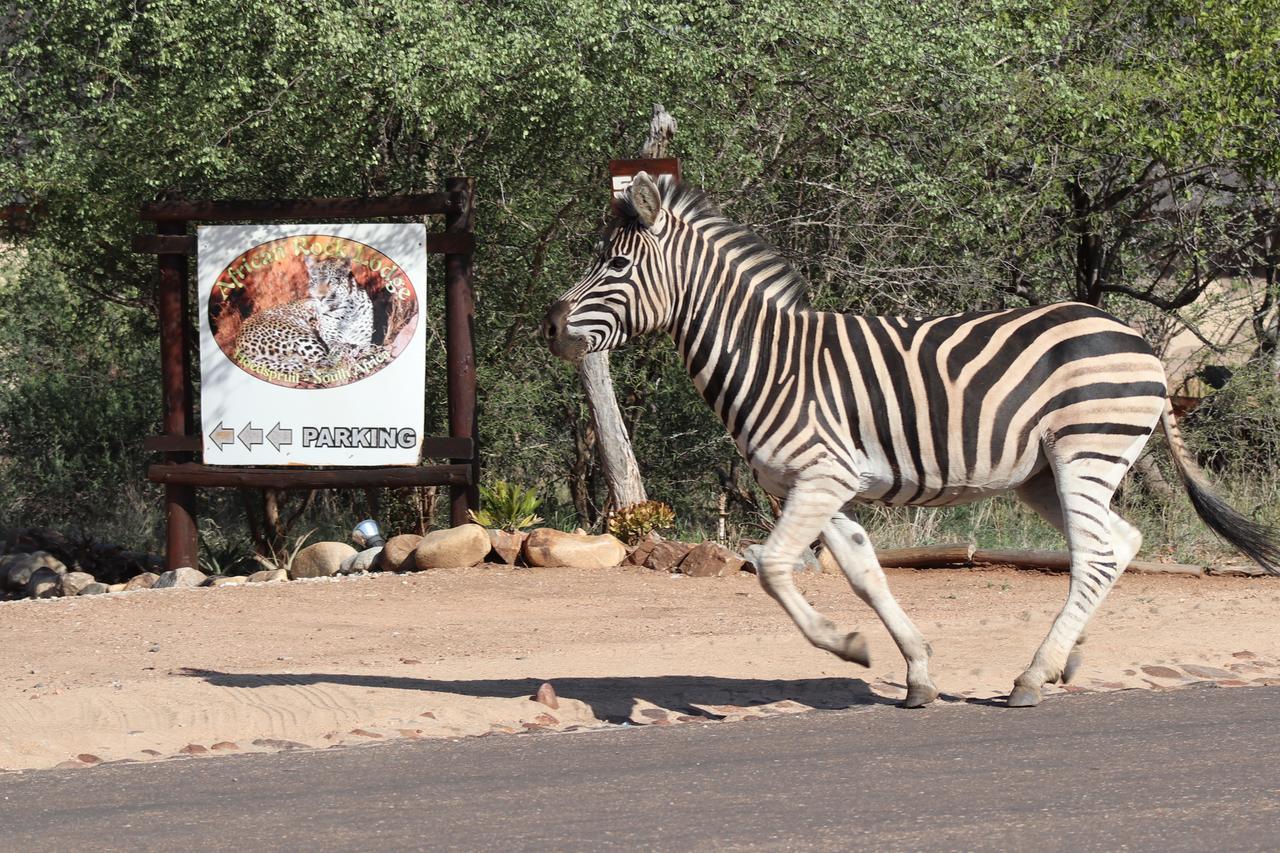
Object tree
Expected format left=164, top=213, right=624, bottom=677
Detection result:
left=1, top=0, right=1275, bottom=544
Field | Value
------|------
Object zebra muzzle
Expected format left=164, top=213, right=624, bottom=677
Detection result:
left=542, top=300, right=588, bottom=362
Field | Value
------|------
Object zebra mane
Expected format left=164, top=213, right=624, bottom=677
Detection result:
left=614, top=176, right=811, bottom=310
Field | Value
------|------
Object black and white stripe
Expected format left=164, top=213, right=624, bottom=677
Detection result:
left=545, top=173, right=1280, bottom=708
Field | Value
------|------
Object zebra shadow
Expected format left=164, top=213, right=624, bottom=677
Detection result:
left=178, top=668, right=895, bottom=721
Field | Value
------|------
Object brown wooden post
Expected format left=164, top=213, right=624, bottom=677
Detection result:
left=157, top=218, right=198, bottom=569
left=444, top=177, right=479, bottom=525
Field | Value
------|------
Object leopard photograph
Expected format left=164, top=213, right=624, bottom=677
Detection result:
left=208, top=237, right=419, bottom=389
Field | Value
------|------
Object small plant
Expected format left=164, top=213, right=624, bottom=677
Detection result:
left=468, top=480, right=543, bottom=532
left=252, top=528, right=316, bottom=575
left=608, top=500, right=676, bottom=545
left=197, top=518, right=256, bottom=577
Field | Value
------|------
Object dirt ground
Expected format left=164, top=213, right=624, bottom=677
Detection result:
left=3, top=563, right=1278, bottom=771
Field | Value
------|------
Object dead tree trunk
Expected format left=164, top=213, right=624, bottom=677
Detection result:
left=575, top=105, right=677, bottom=516
left=577, top=355, right=644, bottom=510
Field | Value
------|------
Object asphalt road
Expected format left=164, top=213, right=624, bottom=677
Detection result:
left=2, top=685, right=1278, bottom=851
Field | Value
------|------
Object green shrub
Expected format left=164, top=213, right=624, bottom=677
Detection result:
left=468, top=481, right=543, bottom=531
left=608, top=500, right=676, bottom=545
left=1184, top=360, right=1280, bottom=475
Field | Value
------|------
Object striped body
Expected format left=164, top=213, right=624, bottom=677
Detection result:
left=680, top=303, right=1165, bottom=507
left=545, top=173, right=1278, bottom=708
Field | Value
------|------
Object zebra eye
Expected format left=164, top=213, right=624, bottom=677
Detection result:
left=608, top=256, right=630, bottom=271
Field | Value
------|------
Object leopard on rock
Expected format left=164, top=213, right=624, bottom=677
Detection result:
left=232, top=255, right=384, bottom=384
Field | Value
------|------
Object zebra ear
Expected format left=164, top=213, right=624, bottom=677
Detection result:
left=626, top=171, right=662, bottom=227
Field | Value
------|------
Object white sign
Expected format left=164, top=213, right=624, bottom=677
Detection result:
left=197, top=223, right=427, bottom=466
left=610, top=174, right=636, bottom=197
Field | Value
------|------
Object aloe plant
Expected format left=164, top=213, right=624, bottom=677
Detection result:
left=468, top=481, right=543, bottom=532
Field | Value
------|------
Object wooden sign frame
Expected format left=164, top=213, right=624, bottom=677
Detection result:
left=608, top=158, right=681, bottom=204
left=134, top=180, right=479, bottom=571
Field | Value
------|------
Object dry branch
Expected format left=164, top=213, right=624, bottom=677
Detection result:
left=872, top=544, right=1205, bottom=577
left=574, top=104, right=679, bottom=514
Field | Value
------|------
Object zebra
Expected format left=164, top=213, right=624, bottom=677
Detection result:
left=543, top=172, right=1280, bottom=708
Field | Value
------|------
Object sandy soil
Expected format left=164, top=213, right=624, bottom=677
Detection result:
left=3, top=564, right=1278, bottom=771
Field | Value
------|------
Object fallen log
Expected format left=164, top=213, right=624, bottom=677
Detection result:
left=873, top=544, right=975, bottom=568
left=870, top=544, right=1206, bottom=577
left=972, top=548, right=1070, bottom=571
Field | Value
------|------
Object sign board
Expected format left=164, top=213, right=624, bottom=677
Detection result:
left=608, top=158, right=682, bottom=200
left=197, top=223, right=427, bottom=466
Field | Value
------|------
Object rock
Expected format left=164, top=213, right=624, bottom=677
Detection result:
left=1181, top=664, right=1235, bottom=680
left=628, top=698, right=680, bottom=726
left=643, top=540, right=691, bottom=572
left=291, top=541, right=356, bottom=579
left=59, top=571, right=97, bottom=597
left=2, top=551, right=66, bottom=590
left=488, top=530, right=526, bottom=566
left=534, top=682, right=559, bottom=709
left=379, top=534, right=422, bottom=571
left=339, top=546, right=383, bottom=574
left=1140, top=665, right=1184, bottom=680
left=153, top=567, right=208, bottom=589
left=0, top=555, right=18, bottom=591
left=523, top=528, right=628, bottom=569
left=206, top=575, right=247, bottom=587
left=250, top=738, right=308, bottom=751
left=78, top=582, right=110, bottom=596
left=626, top=533, right=662, bottom=566
left=24, top=567, right=62, bottom=598
left=678, top=542, right=745, bottom=578
left=413, top=524, right=491, bottom=570
left=107, top=583, right=126, bottom=593
left=123, top=572, right=160, bottom=591
left=247, top=568, right=288, bottom=583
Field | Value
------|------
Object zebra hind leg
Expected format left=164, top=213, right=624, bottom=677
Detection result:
left=823, top=513, right=938, bottom=708
left=757, top=480, right=870, bottom=666
left=1008, top=464, right=1142, bottom=707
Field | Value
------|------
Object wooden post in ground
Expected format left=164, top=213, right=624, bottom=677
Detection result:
left=157, top=217, right=198, bottom=570
left=576, top=105, right=679, bottom=517
left=445, top=177, right=480, bottom=526
left=577, top=355, right=646, bottom=510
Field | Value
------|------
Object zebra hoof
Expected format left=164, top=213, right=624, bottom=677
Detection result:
left=1006, top=683, right=1042, bottom=708
left=1062, top=648, right=1084, bottom=684
left=902, top=682, right=939, bottom=709
left=837, top=632, right=871, bottom=667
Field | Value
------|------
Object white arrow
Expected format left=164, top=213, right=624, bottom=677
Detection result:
left=238, top=422, right=263, bottom=451
left=209, top=421, right=235, bottom=450
left=266, top=423, right=293, bottom=451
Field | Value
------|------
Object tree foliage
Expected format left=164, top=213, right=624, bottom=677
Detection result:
left=1, top=0, right=1276, bottom=542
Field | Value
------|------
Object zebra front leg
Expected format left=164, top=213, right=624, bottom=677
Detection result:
left=757, top=480, right=869, bottom=666
left=823, top=514, right=938, bottom=707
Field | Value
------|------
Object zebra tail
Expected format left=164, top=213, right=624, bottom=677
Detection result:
left=1160, top=399, right=1280, bottom=575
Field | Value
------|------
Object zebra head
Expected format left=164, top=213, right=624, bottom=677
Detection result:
left=543, top=172, right=675, bottom=362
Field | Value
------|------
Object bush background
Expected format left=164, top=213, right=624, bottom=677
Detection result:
left=1, top=0, right=1276, bottom=562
